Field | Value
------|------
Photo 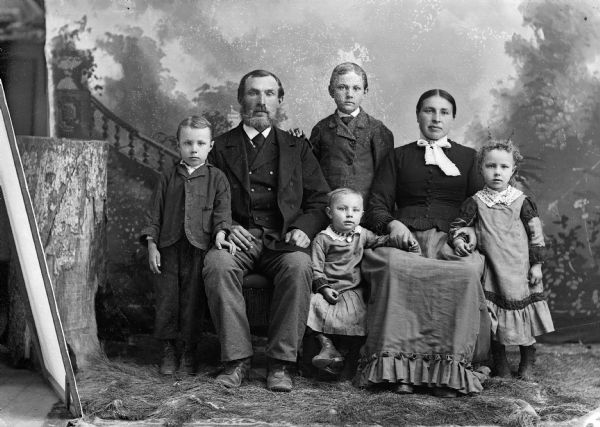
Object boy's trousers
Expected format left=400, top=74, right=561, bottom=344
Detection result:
left=153, top=238, right=206, bottom=344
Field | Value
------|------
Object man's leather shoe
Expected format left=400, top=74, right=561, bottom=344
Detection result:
left=267, top=361, right=293, bottom=392
left=159, top=341, right=177, bottom=375
left=178, top=347, right=195, bottom=375
left=215, top=357, right=251, bottom=388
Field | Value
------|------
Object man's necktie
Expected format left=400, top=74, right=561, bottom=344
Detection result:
left=252, top=133, right=265, bottom=149
left=341, top=116, right=353, bottom=125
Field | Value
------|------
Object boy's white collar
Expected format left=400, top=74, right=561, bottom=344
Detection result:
left=337, top=107, right=360, bottom=118
left=180, top=160, right=204, bottom=174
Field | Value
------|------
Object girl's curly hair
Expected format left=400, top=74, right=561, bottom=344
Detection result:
left=477, top=139, right=524, bottom=185
left=477, top=139, right=523, bottom=169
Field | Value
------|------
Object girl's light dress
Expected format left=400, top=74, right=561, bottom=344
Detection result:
left=450, top=185, right=554, bottom=345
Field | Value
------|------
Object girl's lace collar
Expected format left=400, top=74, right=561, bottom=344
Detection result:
left=321, top=225, right=362, bottom=242
left=475, top=185, right=523, bottom=208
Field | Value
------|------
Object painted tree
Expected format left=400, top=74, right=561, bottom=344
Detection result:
left=465, top=0, right=600, bottom=317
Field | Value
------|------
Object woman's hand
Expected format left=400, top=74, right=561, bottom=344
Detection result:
left=320, top=287, right=339, bottom=305
left=454, top=226, right=477, bottom=248
left=148, top=240, right=161, bottom=274
left=215, top=230, right=237, bottom=255
left=529, top=263, right=543, bottom=287
left=453, top=238, right=472, bottom=257
left=388, top=220, right=413, bottom=249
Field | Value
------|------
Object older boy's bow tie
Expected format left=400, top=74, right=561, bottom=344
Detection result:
left=416, top=139, right=461, bottom=176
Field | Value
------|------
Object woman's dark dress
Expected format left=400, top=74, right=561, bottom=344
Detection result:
left=358, top=140, right=490, bottom=394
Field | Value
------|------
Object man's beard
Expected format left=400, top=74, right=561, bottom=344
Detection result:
left=241, top=105, right=276, bottom=131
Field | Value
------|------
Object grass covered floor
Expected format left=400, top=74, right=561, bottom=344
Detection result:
left=77, top=337, right=600, bottom=426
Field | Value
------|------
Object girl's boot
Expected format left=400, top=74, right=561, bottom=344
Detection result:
left=517, top=345, right=536, bottom=381
left=491, top=340, right=511, bottom=378
left=312, top=333, right=344, bottom=374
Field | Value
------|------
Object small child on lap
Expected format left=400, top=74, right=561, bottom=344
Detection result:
left=450, top=139, right=554, bottom=380
left=308, top=188, right=419, bottom=379
left=140, top=116, right=234, bottom=375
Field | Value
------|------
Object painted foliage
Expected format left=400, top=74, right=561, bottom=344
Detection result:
left=46, top=0, right=600, bottom=339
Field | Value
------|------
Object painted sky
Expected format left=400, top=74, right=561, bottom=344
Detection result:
left=46, top=0, right=538, bottom=145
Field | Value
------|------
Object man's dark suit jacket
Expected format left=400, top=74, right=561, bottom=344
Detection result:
left=208, top=124, right=330, bottom=252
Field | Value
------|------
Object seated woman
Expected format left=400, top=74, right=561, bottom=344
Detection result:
left=357, top=89, right=490, bottom=397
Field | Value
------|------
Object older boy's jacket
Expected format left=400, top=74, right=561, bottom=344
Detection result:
left=140, top=162, right=231, bottom=250
left=309, top=109, right=394, bottom=196
left=208, top=124, right=330, bottom=251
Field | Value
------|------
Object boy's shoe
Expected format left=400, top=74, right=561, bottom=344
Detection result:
left=178, top=346, right=196, bottom=375
left=267, top=360, right=293, bottom=392
left=215, top=357, right=251, bottom=388
left=517, top=345, right=536, bottom=381
left=159, top=341, right=177, bottom=375
left=491, top=341, right=511, bottom=378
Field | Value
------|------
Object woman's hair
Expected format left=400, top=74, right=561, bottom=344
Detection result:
left=177, top=115, right=213, bottom=141
left=416, top=89, right=457, bottom=118
left=327, top=187, right=363, bottom=208
left=329, top=62, right=368, bottom=91
left=477, top=139, right=524, bottom=174
left=237, top=69, right=285, bottom=102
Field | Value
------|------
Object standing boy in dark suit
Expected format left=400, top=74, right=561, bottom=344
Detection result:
left=141, top=116, right=234, bottom=376
left=310, top=62, right=394, bottom=198
left=203, top=70, right=330, bottom=392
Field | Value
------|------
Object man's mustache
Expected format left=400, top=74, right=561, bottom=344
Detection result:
left=252, top=105, right=269, bottom=114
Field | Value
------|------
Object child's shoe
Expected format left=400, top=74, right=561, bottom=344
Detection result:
left=178, top=343, right=196, bottom=375
left=159, top=340, right=177, bottom=375
left=491, top=341, right=511, bottom=378
left=517, top=345, right=536, bottom=381
left=312, top=334, right=344, bottom=372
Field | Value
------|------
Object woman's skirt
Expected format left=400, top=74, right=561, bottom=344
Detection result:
left=357, top=229, right=489, bottom=394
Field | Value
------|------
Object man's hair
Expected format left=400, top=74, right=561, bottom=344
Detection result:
left=237, top=69, right=285, bottom=103
left=416, top=89, right=457, bottom=118
left=327, top=187, right=363, bottom=208
left=477, top=139, right=524, bottom=171
left=329, top=62, right=368, bottom=91
left=176, top=115, right=212, bottom=141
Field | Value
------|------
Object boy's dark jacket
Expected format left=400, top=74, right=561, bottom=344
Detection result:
left=208, top=124, right=330, bottom=250
left=140, top=162, right=231, bottom=249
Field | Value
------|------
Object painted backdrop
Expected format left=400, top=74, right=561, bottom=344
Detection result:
left=46, top=0, right=600, bottom=341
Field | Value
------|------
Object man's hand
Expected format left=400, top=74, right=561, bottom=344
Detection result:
left=215, top=230, right=237, bottom=255
left=285, top=229, right=310, bottom=248
left=529, top=263, right=543, bottom=287
left=320, top=287, right=339, bottom=305
left=388, top=220, right=413, bottom=249
left=148, top=240, right=161, bottom=274
left=453, top=238, right=473, bottom=256
left=287, top=128, right=306, bottom=139
left=227, top=224, right=258, bottom=251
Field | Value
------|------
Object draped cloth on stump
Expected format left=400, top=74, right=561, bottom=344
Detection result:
left=357, top=229, right=489, bottom=394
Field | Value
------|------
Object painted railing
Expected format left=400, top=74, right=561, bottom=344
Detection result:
left=89, top=96, right=179, bottom=172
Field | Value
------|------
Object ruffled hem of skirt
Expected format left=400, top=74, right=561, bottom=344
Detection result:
left=487, top=299, right=555, bottom=346
left=356, top=351, right=484, bottom=394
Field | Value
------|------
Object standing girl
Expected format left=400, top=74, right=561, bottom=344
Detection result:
left=450, top=139, right=554, bottom=380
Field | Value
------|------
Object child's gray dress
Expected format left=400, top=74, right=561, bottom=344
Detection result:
left=453, top=186, right=554, bottom=346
